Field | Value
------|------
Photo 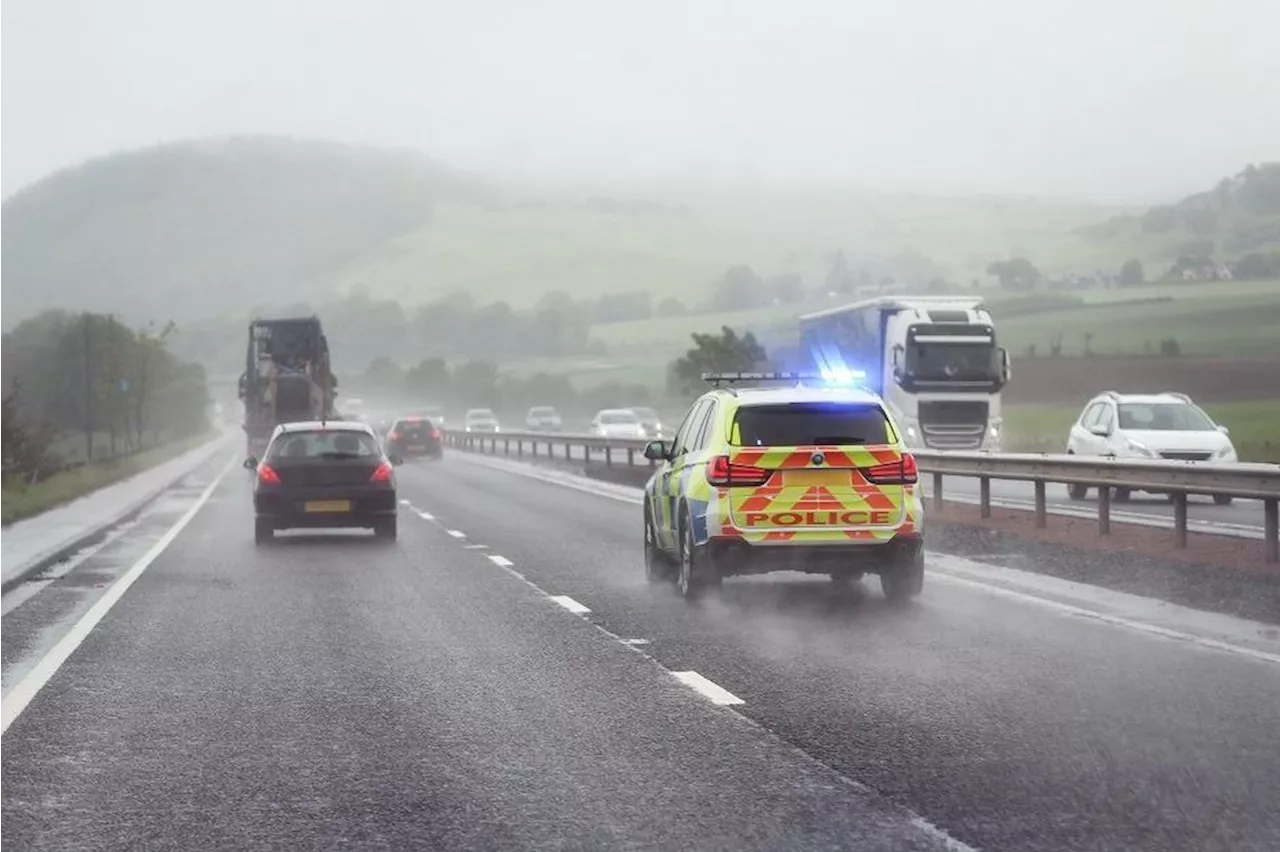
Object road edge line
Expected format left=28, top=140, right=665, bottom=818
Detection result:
left=1, top=453, right=237, bottom=735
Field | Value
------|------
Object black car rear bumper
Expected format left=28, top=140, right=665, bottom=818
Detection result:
left=255, top=488, right=397, bottom=529
left=388, top=441, right=443, bottom=458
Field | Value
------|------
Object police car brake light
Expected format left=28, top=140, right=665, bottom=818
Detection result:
left=864, top=454, right=918, bottom=485
left=707, top=455, right=771, bottom=487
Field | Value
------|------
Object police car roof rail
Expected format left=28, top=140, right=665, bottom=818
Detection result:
left=702, top=372, right=825, bottom=389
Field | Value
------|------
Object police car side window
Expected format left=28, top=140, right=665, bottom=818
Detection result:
left=673, top=400, right=709, bottom=456
left=690, top=401, right=718, bottom=451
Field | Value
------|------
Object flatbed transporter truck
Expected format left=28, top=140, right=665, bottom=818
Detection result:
left=238, top=316, right=338, bottom=459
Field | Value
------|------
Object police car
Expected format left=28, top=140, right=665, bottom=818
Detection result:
left=642, top=373, right=924, bottom=601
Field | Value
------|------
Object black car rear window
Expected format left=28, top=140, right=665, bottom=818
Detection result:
left=394, top=420, right=434, bottom=438
left=731, top=403, right=893, bottom=447
left=269, top=430, right=381, bottom=460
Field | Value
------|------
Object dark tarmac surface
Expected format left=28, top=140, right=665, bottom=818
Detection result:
left=4, top=451, right=1280, bottom=852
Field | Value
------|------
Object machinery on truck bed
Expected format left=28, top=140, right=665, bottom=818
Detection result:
left=238, top=317, right=338, bottom=457
left=792, top=296, right=1010, bottom=450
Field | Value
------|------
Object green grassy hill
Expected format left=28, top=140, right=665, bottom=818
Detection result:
left=1056, top=163, right=1280, bottom=273
left=1, top=136, right=488, bottom=325
left=3, top=136, right=1130, bottom=326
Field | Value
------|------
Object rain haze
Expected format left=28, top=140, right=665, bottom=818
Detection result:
left=5, top=2, right=1280, bottom=851
left=4, top=0, right=1280, bottom=200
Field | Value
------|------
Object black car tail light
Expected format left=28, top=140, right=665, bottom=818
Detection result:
left=369, top=462, right=394, bottom=482
left=258, top=464, right=282, bottom=485
left=388, top=431, right=401, bottom=442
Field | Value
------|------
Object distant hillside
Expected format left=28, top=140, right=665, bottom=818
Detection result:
left=1070, top=163, right=1280, bottom=271
left=1, top=136, right=488, bottom=325
left=5, top=136, right=1135, bottom=326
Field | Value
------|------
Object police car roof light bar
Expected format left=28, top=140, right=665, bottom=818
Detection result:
left=702, top=371, right=827, bottom=388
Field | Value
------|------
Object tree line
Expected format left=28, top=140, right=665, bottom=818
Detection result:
left=347, top=325, right=768, bottom=423
left=2, top=310, right=211, bottom=484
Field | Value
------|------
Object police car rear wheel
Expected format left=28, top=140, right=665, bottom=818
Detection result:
left=880, top=549, right=924, bottom=603
left=677, top=516, right=718, bottom=599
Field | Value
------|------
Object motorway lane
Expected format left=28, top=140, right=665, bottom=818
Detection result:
left=396, top=453, right=1280, bottom=852
left=460, top=437, right=1268, bottom=533
left=1, top=460, right=959, bottom=851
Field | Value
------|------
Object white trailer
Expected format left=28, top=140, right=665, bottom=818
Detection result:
left=797, top=296, right=1010, bottom=450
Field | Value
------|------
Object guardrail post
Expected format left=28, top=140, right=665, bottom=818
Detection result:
left=565, top=442, right=571, bottom=461
left=1265, top=499, right=1279, bottom=564
left=979, top=477, right=991, bottom=519
left=1034, top=481, right=1046, bottom=529
left=1097, top=487, right=1111, bottom=535
left=584, top=445, right=591, bottom=463
left=627, top=448, right=635, bottom=466
left=1172, top=492, right=1188, bottom=549
left=517, top=439, right=523, bottom=457
left=931, top=472, right=944, bottom=512
left=504, top=438, right=510, bottom=456
left=605, top=447, right=612, bottom=466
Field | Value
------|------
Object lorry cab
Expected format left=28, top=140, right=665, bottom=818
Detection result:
left=799, top=296, right=1010, bottom=451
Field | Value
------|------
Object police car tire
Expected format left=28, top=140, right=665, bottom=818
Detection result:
left=677, top=515, right=716, bottom=599
left=880, top=550, right=924, bottom=602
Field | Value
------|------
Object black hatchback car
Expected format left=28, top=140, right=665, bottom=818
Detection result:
left=385, top=416, right=444, bottom=459
left=247, top=421, right=401, bottom=543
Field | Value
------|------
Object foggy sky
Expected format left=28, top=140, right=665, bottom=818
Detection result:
left=4, top=0, right=1279, bottom=202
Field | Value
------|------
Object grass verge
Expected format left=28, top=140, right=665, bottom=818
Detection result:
left=1, top=431, right=216, bottom=526
left=1002, top=401, right=1280, bottom=462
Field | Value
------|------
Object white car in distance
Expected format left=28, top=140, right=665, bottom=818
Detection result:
left=464, top=408, right=500, bottom=433
left=590, top=408, right=647, bottom=439
left=1065, top=391, right=1238, bottom=504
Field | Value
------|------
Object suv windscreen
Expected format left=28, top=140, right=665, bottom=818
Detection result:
left=269, top=430, right=380, bottom=460
left=732, top=403, right=892, bottom=447
left=467, top=410, right=495, bottom=420
left=1118, top=403, right=1215, bottom=431
left=600, top=411, right=638, bottom=424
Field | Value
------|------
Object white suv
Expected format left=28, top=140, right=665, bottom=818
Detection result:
left=1065, top=392, right=1238, bottom=504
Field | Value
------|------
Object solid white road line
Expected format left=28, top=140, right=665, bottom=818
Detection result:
left=672, top=671, right=745, bottom=706
left=447, top=529, right=466, bottom=538
left=1, top=454, right=237, bottom=735
left=488, top=555, right=514, bottom=567
left=549, top=595, right=591, bottom=614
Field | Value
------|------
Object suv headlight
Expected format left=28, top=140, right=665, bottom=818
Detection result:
left=1213, top=445, right=1237, bottom=461
left=1124, top=438, right=1155, bottom=457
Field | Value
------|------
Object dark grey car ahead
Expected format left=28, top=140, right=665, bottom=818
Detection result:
left=247, top=421, right=400, bottom=543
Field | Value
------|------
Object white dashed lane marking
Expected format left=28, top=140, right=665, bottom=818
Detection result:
left=417, top=510, right=434, bottom=520
left=447, top=529, right=466, bottom=539
left=488, top=555, right=514, bottom=567
left=549, top=595, right=591, bottom=615
left=672, top=671, right=745, bottom=706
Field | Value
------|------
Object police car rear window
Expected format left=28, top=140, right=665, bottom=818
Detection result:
left=731, top=403, right=892, bottom=447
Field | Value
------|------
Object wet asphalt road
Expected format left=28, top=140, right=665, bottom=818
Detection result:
left=3, top=451, right=1280, bottom=852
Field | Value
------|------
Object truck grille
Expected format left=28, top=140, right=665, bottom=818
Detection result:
left=918, top=400, right=989, bottom=450
left=1158, top=451, right=1212, bottom=462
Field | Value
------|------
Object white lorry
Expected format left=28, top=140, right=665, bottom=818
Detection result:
left=796, top=296, right=1010, bottom=450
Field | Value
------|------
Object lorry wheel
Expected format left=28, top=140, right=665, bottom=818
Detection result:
left=1213, top=495, right=1234, bottom=506
left=254, top=519, right=274, bottom=544
left=1067, top=483, right=1088, bottom=501
left=1112, top=488, right=1132, bottom=502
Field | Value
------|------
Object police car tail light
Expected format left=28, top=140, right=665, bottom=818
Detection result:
left=369, top=462, right=394, bottom=482
left=864, top=454, right=918, bottom=485
left=707, top=455, right=771, bottom=487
